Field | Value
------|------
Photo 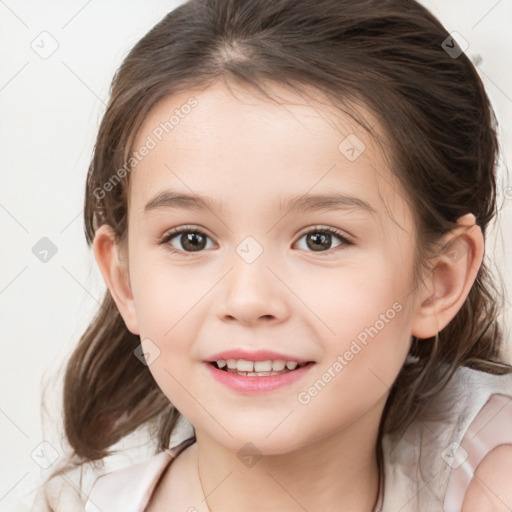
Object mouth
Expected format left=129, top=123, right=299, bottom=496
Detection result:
left=208, top=360, right=315, bottom=377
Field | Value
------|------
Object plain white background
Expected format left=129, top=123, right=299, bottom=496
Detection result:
left=1, top=1, right=511, bottom=510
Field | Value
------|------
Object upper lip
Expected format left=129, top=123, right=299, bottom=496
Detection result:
left=205, top=349, right=314, bottom=364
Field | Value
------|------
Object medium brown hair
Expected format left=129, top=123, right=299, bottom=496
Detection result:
left=40, top=0, right=511, bottom=505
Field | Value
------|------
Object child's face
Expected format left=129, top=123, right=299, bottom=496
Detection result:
left=122, top=81, right=423, bottom=453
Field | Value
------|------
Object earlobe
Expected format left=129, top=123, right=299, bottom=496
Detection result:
left=411, top=214, right=484, bottom=340
left=92, top=224, right=140, bottom=335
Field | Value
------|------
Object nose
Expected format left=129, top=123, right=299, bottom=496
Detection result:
left=217, top=246, right=291, bottom=326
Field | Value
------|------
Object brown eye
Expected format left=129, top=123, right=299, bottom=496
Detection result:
left=295, top=227, right=353, bottom=253
left=161, top=227, right=215, bottom=255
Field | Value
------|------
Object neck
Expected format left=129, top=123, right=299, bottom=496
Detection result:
left=194, top=398, right=384, bottom=512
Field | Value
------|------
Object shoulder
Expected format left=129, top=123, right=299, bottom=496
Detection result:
left=461, top=444, right=512, bottom=512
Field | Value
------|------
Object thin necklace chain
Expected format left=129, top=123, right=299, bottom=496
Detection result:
left=197, top=458, right=213, bottom=512
left=196, top=455, right=382, bottom=512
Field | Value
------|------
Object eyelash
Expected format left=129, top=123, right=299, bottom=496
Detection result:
left=159, top=225, right=354, bottom=257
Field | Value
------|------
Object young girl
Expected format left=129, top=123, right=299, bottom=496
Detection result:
left=36, top=0, right=512, bottom=510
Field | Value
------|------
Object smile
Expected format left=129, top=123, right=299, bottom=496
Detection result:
left=205, top=360, right=316, bottom=393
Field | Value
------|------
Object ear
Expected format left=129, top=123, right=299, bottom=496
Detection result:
left=92, top=224, right=140, bottom=335
left=411, top=213, right=484, bottom=339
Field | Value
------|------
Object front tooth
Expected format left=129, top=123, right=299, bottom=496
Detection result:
left=226, top=359, right=238, bottom=369
left=285, top=361, right=298, bottom=370
left=271, top=360, right=286, bottom=371
left=254, top=360, right=273, bottom=372
left=236, top=359, right=254, bottom=372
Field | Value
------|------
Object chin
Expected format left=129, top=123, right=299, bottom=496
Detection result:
left=203, top=425, right=310, bottom=457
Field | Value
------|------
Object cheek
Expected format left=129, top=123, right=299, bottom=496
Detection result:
left=302, top=258, right=412, bottom=404
left=293, top=313, right=411, bottom=440
left=301, top=250, right=409, bottom=341
left=129, top=259, right=211, bottom=400
left=130, top=256, right=210, bottom=338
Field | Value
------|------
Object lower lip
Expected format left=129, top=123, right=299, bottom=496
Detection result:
left=204, top=362, right=315, bottom=393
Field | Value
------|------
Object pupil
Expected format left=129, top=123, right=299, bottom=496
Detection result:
left=307, top=232, right=330, bottom=251
left=182, top=232, right=205, bottom=251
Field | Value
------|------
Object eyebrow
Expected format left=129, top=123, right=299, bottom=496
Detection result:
left=143, top=190, right=377, bottom=216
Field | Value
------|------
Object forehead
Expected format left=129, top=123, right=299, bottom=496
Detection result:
left=128, top=80, right=410, bottom=228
